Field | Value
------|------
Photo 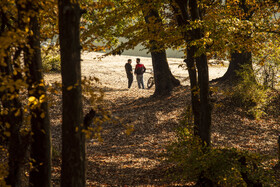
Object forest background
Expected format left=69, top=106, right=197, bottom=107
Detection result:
left=0, top=0, right=280, bottom=186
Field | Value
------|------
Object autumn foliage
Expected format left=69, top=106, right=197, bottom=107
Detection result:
left=0, top=0, right=280, bottom=186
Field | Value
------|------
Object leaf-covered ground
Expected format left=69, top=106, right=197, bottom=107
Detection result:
left=46, top=52, right=280, bottom=186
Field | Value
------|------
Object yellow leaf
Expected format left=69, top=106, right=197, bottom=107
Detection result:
left=13, top=69, right=17, bottom=75
left=39, top=83, right=45, bottom=87
left=28, top=96, right=36, bottom=102
left=67, top=86, right=73, bottom=91
left=125, top=125, right=134, bottom=135
left=14, top=109, right=21, bottom=117
left=39, top=95, right=45, bottom=103
left=40, top=112, right=45, bottom=118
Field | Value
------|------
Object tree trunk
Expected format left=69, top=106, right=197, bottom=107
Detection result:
left=1, top=60, right=27, bottom=186
left=173, top=0, right=212, bottom=146
left=143, top=5, right=180, bottom=96
left=188, top=0, right=212, bottom=146
left=58, top=0, right=85, bottom=186
left=171, top=0, right=201, bottom=133
left=25, top=2, right=51, bottom=186
left=185, top=47, right=199, bottom=134
left=2, top=51, right=27, bottom=187
left=196, top=53, right=211, bottom=145
left=212, top=1, right=254, bottom=84
left=4, top=94, right=25, bottom=187
left=212, top=51, right=253, bottom=83
left=151, top=50, right=180, bottom=96
left=3, top=2, right=27, bottom=186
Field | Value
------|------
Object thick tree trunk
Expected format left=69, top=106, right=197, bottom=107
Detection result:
left=25, top=2, right=51, bottom=186
left=143, top=5, right=180, bottom=96
left=58, top=0, right=85, bottom=186
left=212, top=1, right=254, bottom=84
left=151, top=50, right=180, bottom=96
left=212, top=51, right=253, bottom=83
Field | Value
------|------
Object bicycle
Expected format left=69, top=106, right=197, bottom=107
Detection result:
left=146, top=69, right=154, bottom=89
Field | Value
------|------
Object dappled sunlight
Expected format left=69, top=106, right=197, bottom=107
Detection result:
left=43, top=52, right=280, bottom=186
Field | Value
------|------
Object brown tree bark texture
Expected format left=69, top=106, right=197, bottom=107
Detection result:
left=27, top=4, right=52, bottom=186
left=58, top=0, right=85, bottom=186
left=143, top=6, right=180, bottom=96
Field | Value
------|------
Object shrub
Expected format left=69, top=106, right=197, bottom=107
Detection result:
left=254, top=41, right=280, bottom=89
left=165, top=107, right=277, bottom=186
left=229, top=65, right=268, bottom=119
left=41, top=46, right=61, bottom=73
left=42, top=55, right=61, bottom=72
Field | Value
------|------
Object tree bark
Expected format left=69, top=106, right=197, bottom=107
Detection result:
left=58, top=0, right=85, bottom=186
left=4, top=101, right=25, bottom=187
left=143, top=5, right=180, bottom=96
left=151, top=50, right=180, bottom=96
left=212, top=0, right=254, bottom=84
left=3, top=2, right=28, bottom=186
left=185, top=47, right=199, bottom=135
left=2, top=53, right=26, bottom=186
left=25, top=2, right=51, bottom=186
left=4, top=88, right=25, bottom=187
left=212, top=51, right=253, bottom=83
left=172, top=0, right=212, bottom=146
left=189, top=0, right=211, bottom=147
left=195, top=54, right=211, bottom=145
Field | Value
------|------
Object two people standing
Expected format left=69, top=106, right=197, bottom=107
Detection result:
left=125, top=58, right=146, bottom=89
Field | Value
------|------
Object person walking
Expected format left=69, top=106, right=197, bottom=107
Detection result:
left=134, top=58, right=146, bottom=89
left=125, top=59, right=133, bottom=88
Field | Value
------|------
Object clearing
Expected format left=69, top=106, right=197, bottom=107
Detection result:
left=45, top=52, right=280, bottom=186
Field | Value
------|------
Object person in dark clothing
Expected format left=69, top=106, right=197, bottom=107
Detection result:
left=134, top=58, right=146, bottom=89
left=125, top=59, right=133, bottom=88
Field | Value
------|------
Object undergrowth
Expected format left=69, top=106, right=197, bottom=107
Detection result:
left=42, top=47, right=61, bottom=72
left=164, top=106, right=277, bottom=186
left=227, top=65, right=271, bottom=119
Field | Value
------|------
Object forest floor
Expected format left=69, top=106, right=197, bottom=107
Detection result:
left=45, top=52, right=280, bottom=186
